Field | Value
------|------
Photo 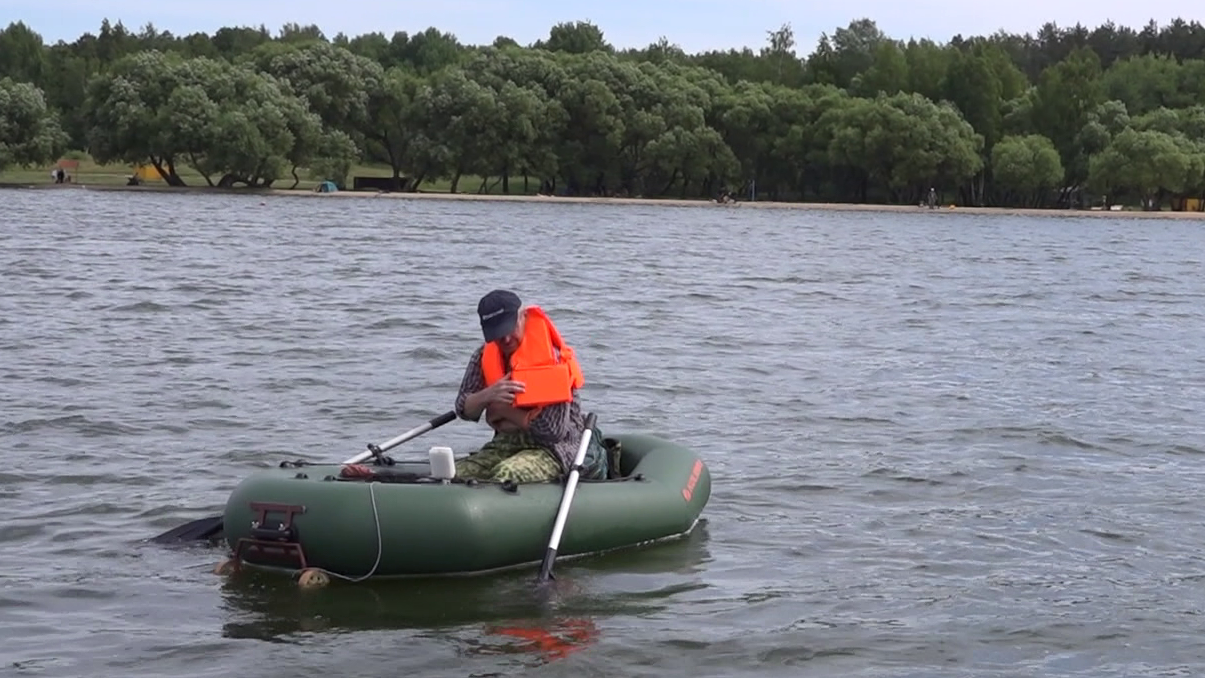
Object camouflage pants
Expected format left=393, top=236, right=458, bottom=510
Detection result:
left=455, top=431, right=563, bottom=483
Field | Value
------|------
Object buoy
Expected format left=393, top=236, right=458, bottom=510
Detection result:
left=212, top=558, right=237, bottom=576
left=297, top=568, right=330, bottom=588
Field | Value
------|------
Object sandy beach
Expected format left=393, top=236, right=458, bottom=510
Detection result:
left=10, top=181, right=1205, bottom=220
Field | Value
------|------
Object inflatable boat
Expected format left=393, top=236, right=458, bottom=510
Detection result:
left=220, top=432, right=711, bottom=579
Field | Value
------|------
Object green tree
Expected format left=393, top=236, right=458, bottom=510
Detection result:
left=942, top=48, right=1003, bottom=150
left=709, top=81, right=776, bottom=193
left=83, top=50, right=335, bottom=187
left=1088, top=128, right=1191, bottom=209
left=0, top=77, right=68, bottom=172
left=211, top=26, right=272, bottom=59
left=363, top=66, right=425, bottom=188
left=991, top=134, right=1064, bottom=206
left=1031, top=47, right=1104, bottom=187
left=249, top=40, right=385, bottom=153
left=762, top=23, right=801, bottom=85
left=344, top=32, right=390, bottom=64
left=538, top=21, right=612, bottom=54
left=807, top=18, right=888, bottom=89
left=826, top=92, right=983, bottom=204
left=16, top=13, right=1205, bottom=206
left=0, top=21, right=48, bottom=85
left=1101, top=54, right=1182, bottom=115
left=772, top=84, right=850, bottom=200
left=83, top=50, right=191, bottom=184
left=901, top=38, right=950, bottom=102
left=388, top=28, right=465, bottom=74
left=411, top=67, right=500, bottom=192
left=852, top=41, right=909, bottom=97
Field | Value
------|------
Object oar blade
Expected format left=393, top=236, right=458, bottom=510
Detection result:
left=536, top=549, right=558, bottom=582
left=149, top=515, right=224, bottom=544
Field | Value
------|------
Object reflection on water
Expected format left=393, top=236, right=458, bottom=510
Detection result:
left=219, top=521, right=711, bottom=664
left=469, top=618, right=600, bottom=665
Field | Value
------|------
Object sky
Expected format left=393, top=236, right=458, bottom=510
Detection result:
left=3, top=0, right=1201, bottom=56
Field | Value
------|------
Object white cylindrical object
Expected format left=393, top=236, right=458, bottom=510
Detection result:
left=428, top=446, right=456, bottom=480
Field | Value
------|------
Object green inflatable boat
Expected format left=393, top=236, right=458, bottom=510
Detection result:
left=220, top=432, right=711, bottom=579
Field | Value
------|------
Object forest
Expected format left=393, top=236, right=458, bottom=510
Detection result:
left=2, top=17, right=1205, bottom=209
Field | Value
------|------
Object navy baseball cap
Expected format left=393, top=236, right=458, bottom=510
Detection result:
left=477, top=289, right=521, bottom=342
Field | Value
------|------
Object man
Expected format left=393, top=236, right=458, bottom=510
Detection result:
left=453, top=289, right=608, bottom=483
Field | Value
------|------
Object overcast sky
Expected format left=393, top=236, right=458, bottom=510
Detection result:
left=5, top=0, right=1200, bottom=56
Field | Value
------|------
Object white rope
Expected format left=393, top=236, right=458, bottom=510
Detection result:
left=303, top=481, right=384, bottom=583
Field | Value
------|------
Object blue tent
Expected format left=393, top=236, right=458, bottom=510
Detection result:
left=316, top=180, right=338, bottom=193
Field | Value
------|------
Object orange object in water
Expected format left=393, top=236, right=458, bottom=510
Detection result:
left=491, top=618, right=598, bottom=661
left=481, top=305, right=584, bottom=408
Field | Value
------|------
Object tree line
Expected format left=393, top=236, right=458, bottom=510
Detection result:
left=2, top=17, right=1205, bottom=209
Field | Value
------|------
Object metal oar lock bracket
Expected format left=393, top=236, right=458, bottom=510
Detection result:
left=366, top=441, right=397, bottom=465
left=231, top=501, right=309, bottom=572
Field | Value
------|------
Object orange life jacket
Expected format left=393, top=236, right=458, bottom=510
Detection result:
left=481, top=306, right=584, bottom=408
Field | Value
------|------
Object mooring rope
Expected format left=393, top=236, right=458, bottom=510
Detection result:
left=302, top=481, right=384, bottom=583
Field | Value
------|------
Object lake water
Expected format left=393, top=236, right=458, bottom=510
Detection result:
left=4, top=188, right=1205, bottom=677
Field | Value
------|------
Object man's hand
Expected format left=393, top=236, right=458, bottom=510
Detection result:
left=480, top=373, right=525, bottom=406
left=463, top=372, right=526, bottom=421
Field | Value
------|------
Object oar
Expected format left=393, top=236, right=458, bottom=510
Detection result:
left=149, top=410, right=457, bottom=544
left=345, top=410, right=457, bottom=465
left=536, top=412, right=597, bottom=583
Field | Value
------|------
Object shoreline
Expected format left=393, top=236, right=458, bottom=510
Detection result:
left=8, top=181, right=1205, bottom=220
